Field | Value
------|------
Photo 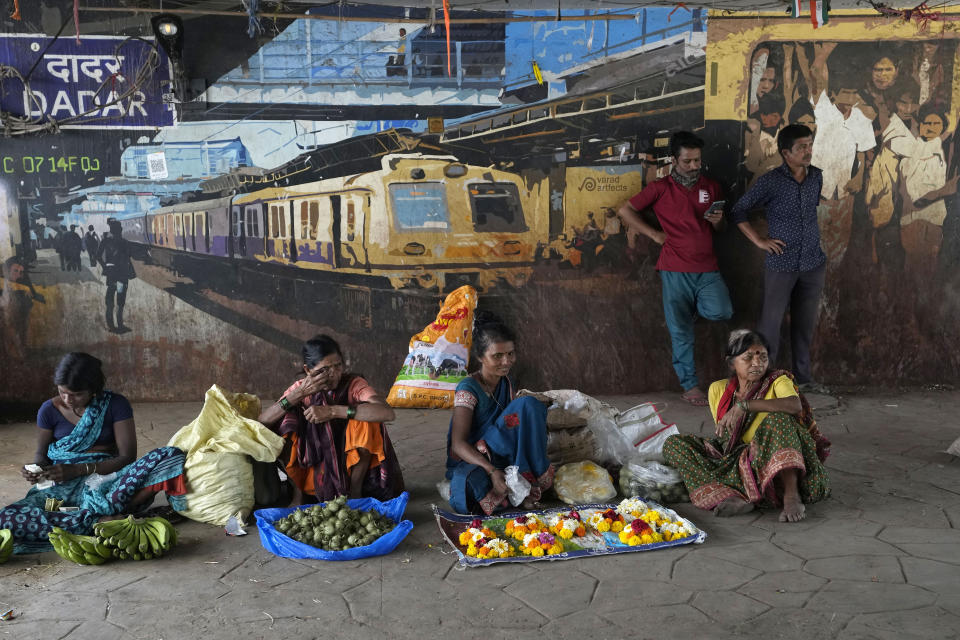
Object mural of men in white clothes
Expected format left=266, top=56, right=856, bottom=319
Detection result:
left=810, top=89, right=876, bottom=199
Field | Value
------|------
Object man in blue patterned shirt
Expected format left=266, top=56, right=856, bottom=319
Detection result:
left=730, top=124, right=827, bottom=392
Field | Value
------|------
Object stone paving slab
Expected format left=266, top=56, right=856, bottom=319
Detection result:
left=1, top=390, right=959, bottom=639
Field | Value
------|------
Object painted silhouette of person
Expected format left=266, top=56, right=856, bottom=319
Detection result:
left=95, top=219, right=135, bottom=332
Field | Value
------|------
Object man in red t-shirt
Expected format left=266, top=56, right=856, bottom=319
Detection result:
left=617, top=131, right=733, bottom=405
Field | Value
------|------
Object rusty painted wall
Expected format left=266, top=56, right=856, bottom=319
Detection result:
left=1, top=7, right=956, bottom=406
left=704, top=11, right=960, bottom=388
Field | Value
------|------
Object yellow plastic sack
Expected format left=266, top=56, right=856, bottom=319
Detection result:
left=554, top=461, right=617, bottom=505
left=387, top=285, right=477, bottom=409
left=168, top=385, right=285, bottom=526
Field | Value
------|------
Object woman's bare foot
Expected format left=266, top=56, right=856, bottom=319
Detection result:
left=779, top=495, right=806, bottom=522
left=713, top=497, right=755, bottom=517
left=777, top=468, right=806, bottom=522
left=681, top=388, right=709, bottom=407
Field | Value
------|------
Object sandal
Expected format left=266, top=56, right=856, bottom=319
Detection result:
left=681, top=389, right=709, bottom=407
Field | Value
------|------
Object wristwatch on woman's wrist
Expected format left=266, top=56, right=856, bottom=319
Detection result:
left=346, top=405, right=357, bottom=419
left=278, top=396, right=293, bottom=411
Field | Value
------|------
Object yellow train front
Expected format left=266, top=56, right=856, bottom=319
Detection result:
left=226, top=153, right=544, bottom=292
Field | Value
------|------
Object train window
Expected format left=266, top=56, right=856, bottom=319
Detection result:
left=299, top=202, right=312, bottom=239
left=468, top=182, right=527, bottom=233
left=270, top=205, right=286, bottom=238
left=175, top=216, right=182, bottom=236
left=196, top=211, right=207, bottom=250
left=309, top=201, right=320, bottom=237
left=245, top=206, right=260, bottom=237
left=232, top=208, right=244, bottom=237
left=388, top=182, right=449, bottom=231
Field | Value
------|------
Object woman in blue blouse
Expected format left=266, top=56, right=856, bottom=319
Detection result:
left=446, top=313, right=554, bottom=515
left=2, top=353, right=186, bottom=554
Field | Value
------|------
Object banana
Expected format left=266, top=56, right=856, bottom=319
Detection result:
left=93, top=519, right=127, bottom=537
left=83, top=551, right=106, bottom=565
left=146, top=520, right=170, bottom=551
left=138, top=523, right=151, bottom=554
left=78, top=538, right=97, bottom=554
left=142, top=525, right=162, bottom=557
left=93, top=541, right=112, bottom=559
left=154, top=517, right=178, bottom=547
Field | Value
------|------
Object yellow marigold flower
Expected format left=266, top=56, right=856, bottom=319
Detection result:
left=548, top=545, right=563, bottom=555
left=467, top=545, right=478, bottom=556
left=459, top=531, right=471, bottom=545
left=597, top=521, right=611, bottom=533
left=619, top=531, right=631, bottom=543
left=640, top=534, right=652, bottom=544
left=531, top=547, right=545, bottom=557
left=558, top=528, right=573, bottom=539
left=628, top=535, right=641, bottom=546
left=611, top=521, right=624, bottom=533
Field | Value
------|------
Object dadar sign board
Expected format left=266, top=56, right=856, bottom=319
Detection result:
left=0, top=34, right=175, bottom=129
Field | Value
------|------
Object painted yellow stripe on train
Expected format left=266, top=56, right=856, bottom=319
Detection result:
left=231, top=184, right=374, bottom=204
left=706, top=9, right=960, bottom=122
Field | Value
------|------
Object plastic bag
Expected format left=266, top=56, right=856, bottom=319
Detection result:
left=504, top=465, right=531, bottom=506
left=619, top=403, right=678, bottom=463
left=436, top=479, right=452, bottom=502
left=554, top=461, right=617, bottom=504
left=387, top=285, right=477, bottom=409
left=167, top=385, right=285, bottom=526
left=518, top=389, right=634, bottom=465
left=619, top=461, right=689, bottom=503
left=948, top=436, right=960, bottom=458
left=255, top=492, right=414, bottom=561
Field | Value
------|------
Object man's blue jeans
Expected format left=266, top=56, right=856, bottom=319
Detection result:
left=660, top=270, right=733, bottom=391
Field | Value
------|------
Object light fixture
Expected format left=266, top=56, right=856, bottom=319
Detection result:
left=156, top=21, right=179, bottom=37
left=151, top=14, right=185, bottom=103
left=151, top=14, right=184, bottom=62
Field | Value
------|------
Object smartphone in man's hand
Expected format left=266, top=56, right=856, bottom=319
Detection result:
left=705, top=200, right=726, bottom=218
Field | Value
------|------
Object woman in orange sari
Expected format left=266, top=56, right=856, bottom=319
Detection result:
left=259, top=335, right=403, bottom=503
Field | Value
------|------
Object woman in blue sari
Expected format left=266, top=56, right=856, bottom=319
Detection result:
left=446, top=313, right=554, bottom=515
left=1, top=353, right=186, bottom=554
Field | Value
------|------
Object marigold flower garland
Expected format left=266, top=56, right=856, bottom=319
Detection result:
left=548, top=510, right=587, bottom=539
left=504, top=513, right=546, bottom=540
left=460, top=519, right=515, bottom=558
left=616, top=508, right=696, bottom=545
left=521, top=531, right=564, bottom=557
left=588, top=508, right=625, bottom=533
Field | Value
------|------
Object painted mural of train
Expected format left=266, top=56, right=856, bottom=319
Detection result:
left=117, top=153, right=546, bottom=292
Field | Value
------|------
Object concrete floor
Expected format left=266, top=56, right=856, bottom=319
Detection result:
left=1, top=390, right=959, bottom=640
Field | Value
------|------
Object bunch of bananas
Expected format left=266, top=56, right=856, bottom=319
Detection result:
left=92, top=515, right=177, bottom=561
left=48, top=527, right=112, bottom=565
left=0, top=529, right=13, bottom=564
